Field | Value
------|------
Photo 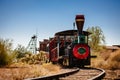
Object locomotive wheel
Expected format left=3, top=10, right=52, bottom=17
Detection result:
left=73, top=44, right=89, bottom=59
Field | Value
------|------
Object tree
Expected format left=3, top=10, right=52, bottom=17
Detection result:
left=87, top=26, right=105, bottom=51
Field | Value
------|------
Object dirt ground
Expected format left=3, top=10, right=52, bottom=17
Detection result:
left=0, top=66, right=120, bottom=80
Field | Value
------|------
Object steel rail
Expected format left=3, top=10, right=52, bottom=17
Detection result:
left=24, top=68, right=79, bottom=80
left=88, top=68, right=106, bottom=80
left=25, top=67, right=105, bottom=80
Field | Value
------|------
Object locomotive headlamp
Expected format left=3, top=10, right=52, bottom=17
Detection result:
left=78, top=47, right=86, bottom=54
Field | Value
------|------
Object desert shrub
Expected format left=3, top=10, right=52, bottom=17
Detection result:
left=109, top=50, right=120, bottom=62
left=14, top=44, right=32, bottom=59
left=106, top=49, right=120, bottom=69
left=19, top=51, right=49, bottom=64
left=95, top=49, right=120, bottom=70
left=0, top=38, right=16, bottom=67
left=100, top=49, right=112, bottom=61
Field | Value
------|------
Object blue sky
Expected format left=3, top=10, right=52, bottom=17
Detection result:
left=0, top=0, right=120, bottom=48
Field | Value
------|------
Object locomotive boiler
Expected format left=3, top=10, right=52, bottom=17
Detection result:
left=49, top=15, right=91, bottom=67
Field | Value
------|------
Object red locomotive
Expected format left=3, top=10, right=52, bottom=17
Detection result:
left=48, top=15, right=91, bottom=67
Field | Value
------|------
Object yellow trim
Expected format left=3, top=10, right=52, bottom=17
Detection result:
left=76, top=19, right=84, bottom=21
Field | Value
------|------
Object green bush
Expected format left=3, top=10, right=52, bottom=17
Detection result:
left=14, top=44, right=32, bottom=59
left=0, top=39, right=16, bottom=67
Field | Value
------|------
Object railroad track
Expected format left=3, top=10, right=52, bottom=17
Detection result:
left=60, top=67, right=105, bottom=80
left=25, top=67, right=105, bottom=80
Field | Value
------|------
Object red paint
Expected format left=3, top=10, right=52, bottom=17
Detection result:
left=73, top=44, right=89, bottom=59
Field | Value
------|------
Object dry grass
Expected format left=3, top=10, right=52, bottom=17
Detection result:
left=92, top=49, right=120, bottom=70
left=0, top=63, right=60, bottom=80
left=42, top=63, right=60, bottom=73
left=104, top=49, right=120, bottom=69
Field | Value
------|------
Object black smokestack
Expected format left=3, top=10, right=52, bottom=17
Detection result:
left=75, top=15, right=85, bottom=35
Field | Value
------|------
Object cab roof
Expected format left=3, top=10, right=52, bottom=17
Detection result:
left=55, top=30, right=91, bottom=36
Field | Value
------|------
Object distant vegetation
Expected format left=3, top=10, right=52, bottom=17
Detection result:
left=14, top=44, right=30, bottom=59
left=19, top=51, right=49, bottom=64
left=0, top=38, right=49, bottom=67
